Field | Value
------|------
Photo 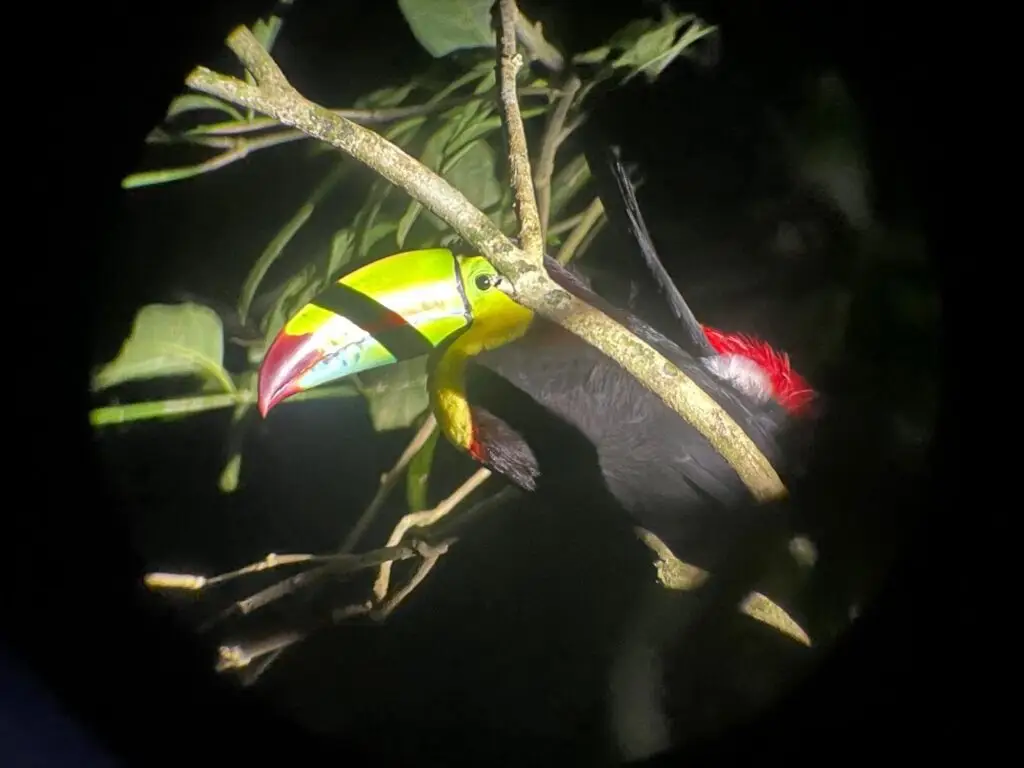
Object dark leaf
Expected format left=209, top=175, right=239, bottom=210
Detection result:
left=398, top=0, right=495, bottom=58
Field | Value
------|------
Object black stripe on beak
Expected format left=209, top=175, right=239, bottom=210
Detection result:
left=312, top=281, right=436, bottom=363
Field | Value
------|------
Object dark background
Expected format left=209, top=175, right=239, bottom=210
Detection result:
left=7, top=0, right=954, bottom=766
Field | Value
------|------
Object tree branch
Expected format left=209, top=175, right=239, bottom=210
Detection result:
left=123, top=129, right=303, bottom=188
left=372, top=467, right=492, bottom=601
left=183, top=89, right=554, bottom=136
left=145, top=543, right=426, bottom=603
left=186, top=48, right=515, bottom=266
left=514, top=9, right=565, bottom=72
left=534, top=75, right=582, bottom=239
left=129, top=88, right=554, bottom=187
left=556, top=196, right=605, bottom=265
left=495, top=0, right=544, bottom=260
left=194, top=468, right=497, bottom=681
left=339, top=413, right=438, bottom=554
left=636, top=529, right=810, bottom=646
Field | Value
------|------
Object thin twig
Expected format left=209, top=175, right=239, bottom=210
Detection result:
left=91, top=383, right=355, bottom=427
left=339, top=413, right=438, bottom=554
left=187, top=33, right=514, bottom=264
left=636, top=529, right=810, bottom=647
left=575, top=214, right=607, bottom=259
left=131, top=88, right=554, bottom=188
left=145, top=544, right=422, bottom=597
left=216, top=536, right=452, bottom=678
left=372, top=468, right=491, bottom=601
left=557, top=114, right=586, bottom=146
left=514, top=10, right=565, bottom=72
left=556, top=196, right=605, bottom=265
left=218, top=630, right=306, bottom=672
left=370, top=539, right=454, bottom=619
left=146, top=552, right=315, bottom=592
left=534, top=75, right=581, bottom=239
left=547, top=211, right=585, bottom=238
left=190, top=543, right=425, bottom=634
left=495, top=0, right=544, bottom=260
left=206, top=467, right=493, bottom=681
left=184, top=89, right=554, bottom=136
left=217, top=601, right=373, bottom=675
left=123, top=130, right=304, bottom=188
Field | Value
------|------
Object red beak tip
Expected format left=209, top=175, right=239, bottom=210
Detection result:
left=256, top=380, right=276, bottom=419
left=257, top=388, right=280, bottom=419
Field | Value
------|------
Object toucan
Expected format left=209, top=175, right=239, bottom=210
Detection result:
left=256, top=149, right=815, bottom=560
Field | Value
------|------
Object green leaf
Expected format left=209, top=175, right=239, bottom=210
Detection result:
left=355, top=81, right=419, bottom=109
left=607, top=18, right=659, bottom=50
left=549, top=154, right=592, bottom=220
left=355, top=184, right=394, bottom=258
left=237, top=162, right=346, bottom=319
left=573, top=46, right=612, bottom=66
left=396, top=119, right=461, bottom=247
left=641, top=19, right=717, bottom=82
left=219, top=395, right=254, bottom=494
left=425, top=140, right=500, bottom=231
left=327, top=228, right=356, bottom=281
left=93, top=303, right=231, bottom=393
left=90, top=392, right=242, bottom=426
left=122, top=166, right=210, bottom=189
left=612, top=13, right=694, bottom=81
left=406, top=424, right=440, bottom=512
left=165, top=94, right=244, bottom=122
left=430, top=59, right=494, bottom=102
left=442, top=107, right=497, bottom=158
left=261, top=264, right=320, bottom=346
left=358, top=357, right=430, bottom=431
left=472, top=68, right=498, bottom=95
left=252, top=17, right=273, bottom=46
left=361, top=221, right=399, bottom=261
left=238, top=203, right=314, bottom=325
left=398, top=0, right=495, bottom=58
left=259, top=269, right=310, bottom=334
left=219, top=453, right=243, bottom=493
left=396, top=203, right=424, bottom=249
left=440, top=74, right=496, bottom=148
left=89, top=385, right=359, bottom=427
left=585, top=12, right=714, bottom=85
left=446, top=106, right=544, bottom=166
left=251, top=13, right=287, bottom=55
left=420, top=117, right=462, bottom=168
left=385, top=116, right=429, bottom=145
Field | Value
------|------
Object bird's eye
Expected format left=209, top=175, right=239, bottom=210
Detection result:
left=474, top=274, right=494, bottom=291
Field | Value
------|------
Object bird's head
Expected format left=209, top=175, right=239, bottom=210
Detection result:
left=257, top=248, right=533, bottom=417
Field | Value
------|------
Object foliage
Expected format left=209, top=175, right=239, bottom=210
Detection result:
left=573, top=8, right=717, bottom=83
left=93, top=303, right=230, bottom=394
left=93, top=1, right=715, bottom=497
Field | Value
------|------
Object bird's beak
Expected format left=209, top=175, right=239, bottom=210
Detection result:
left=257, top=248, right=473, bottom=417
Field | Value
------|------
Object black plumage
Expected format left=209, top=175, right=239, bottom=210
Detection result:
left=455, top=147, right=814, bottom=560
left=465, top=257, right=803, bottom=561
